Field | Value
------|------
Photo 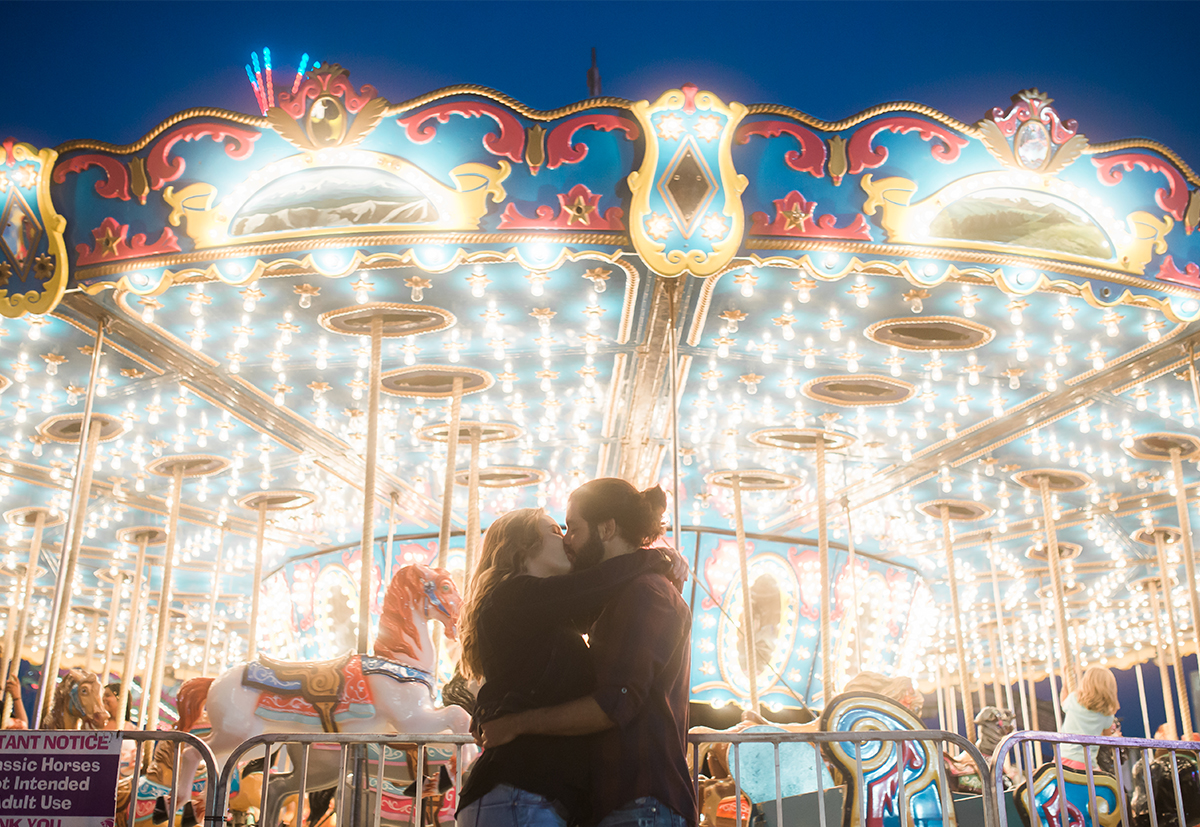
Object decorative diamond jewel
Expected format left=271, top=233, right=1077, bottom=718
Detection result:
left=1015, top=120, right=1050, bottom=169
left=659, top=138, right=717, bottom=234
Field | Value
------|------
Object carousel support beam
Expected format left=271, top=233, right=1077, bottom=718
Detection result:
left=1039, top=594, right=1064, bottom=731
left=843, top=499, right=862, bottom=675
left=465, top=426, right=482, bottom=579
left=667, top=280, right=682, bottom=553
left=987, top=626, right=1002, bottom=711
left=116, top=529, right=156, bottom=727
left=985, top=535, right=1016, bottom=712
left=383, top=496, right=397, bottom=586
left=82, top=612, right=101, bottom=675
left=1168, top=447, right=1200, bottom=724
left=2, top=508, right=49, bottom=723
left=248, top=504, right=268, bottom=661
left=39, top=419, right=105, bottom=722
left=358, top=314, right=383, bottom=655
left=1012, top=627, right=1032, bottom=731
left=939, top=505, right=975, bottom=744
left=1135, top=662, right=1152, bottom=739
left=935, top=664, right=946, bottom=731
left=1037, top=477, right=1078, bottom=694
left=1188, top=344, right=1200, bottom=428
left=145, top=464, right=185, bottom=731
left=201, top=531, right=224, bottom=677
left=816, top=437, right=832, bottom=699
left=99, top=574, right=123, bottom=683
left=730, top=474, right=760, bottom=714
left=436, top=378, right=464, bottom=569
left=1148, top=584, right=1179, bottom=739
left=1151, top=531, right=1193, bottom=737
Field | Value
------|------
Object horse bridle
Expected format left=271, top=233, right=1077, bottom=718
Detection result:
left=422, top=578, right=453, bottom=619
left=67, top=680, right=92, bottom=722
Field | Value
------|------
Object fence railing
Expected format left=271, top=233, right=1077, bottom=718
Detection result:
left=690, top=728, right=997, bottom=827
left=992, top=730, right=1200, bottom=827
left=212, top=732, right=475, bottom=827
left=115, top=731, right=220, bottom=827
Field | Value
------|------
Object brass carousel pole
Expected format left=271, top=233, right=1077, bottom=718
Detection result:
left=437, top=378, right=464, bottom=568
left=1036, top=476, right=1078, bottom=694
left=98, top=573, right=124, bottom=683
left=985, top=534, right=1016, bottom=711
left=465, top=426, right=482, bottom=579
left=383, top=496, right=397, bottom=586
left=201, top=530, right=225, bottom=676
left=37, top=321, right=107, bottom=722
left=81, top=611, right=101, bottom=674
left=145, top=464, right=184, bottom=730
left=1149, top=528, right=1193, bottom=737
left=115, top=527, right=162, bottom=726
left=1168, top=446, right=1200, bottom=724
left=2, top=508, right=58, bottom=722
left=816, top=437, right=833, bottom=697
left=729, top=474, right=760, bottom=713
left=843, top=498, right=862, bottom=675
left=249, top=502, right=268, bottom=660
left=358, top=314, right=383, bottom=655
left=1148, top=582, right=1179, bottom=739
left=938, top=504, right=976, bottom=743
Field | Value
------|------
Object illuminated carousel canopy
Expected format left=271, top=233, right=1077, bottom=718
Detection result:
left=3, top=66, right=1200, bottom=714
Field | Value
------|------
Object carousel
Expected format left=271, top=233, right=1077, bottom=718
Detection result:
left=2, top=54, right=1200, bottom=820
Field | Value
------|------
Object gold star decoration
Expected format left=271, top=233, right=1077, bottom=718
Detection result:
left=563, top=195, right=596, bottom=226
left=96, top=227, right=121, bottom=257
left=782, top=201, right=814, bottom=231
left=33, top=254, right=54, bottom=282
left=0, top=261, right=11, bottom=288
left=645, top=213, right=673, bottom=240
left=700, top=213, right=728, bottom=240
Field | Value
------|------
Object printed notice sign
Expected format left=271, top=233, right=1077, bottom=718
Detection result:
left=0, top=730, right=121, bottom=827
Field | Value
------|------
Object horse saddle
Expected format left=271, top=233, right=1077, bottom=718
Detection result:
left=1013, top=763, right=1122, bottom=827
left=243, top=652, right=354, bottom=732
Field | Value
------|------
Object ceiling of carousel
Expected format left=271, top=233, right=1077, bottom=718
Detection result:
left=3, top=65, right=1200, bottom=696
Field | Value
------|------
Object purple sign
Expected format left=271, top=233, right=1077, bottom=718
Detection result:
left=0, top=731, right=121, bottom=827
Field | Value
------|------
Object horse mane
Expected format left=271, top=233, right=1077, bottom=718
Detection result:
left=41, top=669, right=85, bottom=729
left=175, top=677, right=214, bottom=732
left=374, top=565, right=425, bottom=663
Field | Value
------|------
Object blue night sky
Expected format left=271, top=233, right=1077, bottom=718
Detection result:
left=8, top=1, right=1200, bottom=166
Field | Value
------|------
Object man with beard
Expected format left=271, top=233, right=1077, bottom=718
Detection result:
left=481, top=478, right=695, bottom=827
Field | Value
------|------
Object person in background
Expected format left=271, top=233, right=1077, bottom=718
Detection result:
left=1059, top=666, right=1119, bottom=769
left=2, top=676, right=28, bottom=729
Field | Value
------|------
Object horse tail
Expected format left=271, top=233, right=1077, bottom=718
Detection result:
left=175, top=677, right=215, bottom=733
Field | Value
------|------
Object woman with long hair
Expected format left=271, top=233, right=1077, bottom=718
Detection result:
left=456, top=506, right=672, bottom=827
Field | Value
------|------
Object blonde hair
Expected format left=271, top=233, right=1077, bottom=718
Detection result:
left=457, top=508, right=546, bottom=681
left=1076, top=666, right=1119, bottom=716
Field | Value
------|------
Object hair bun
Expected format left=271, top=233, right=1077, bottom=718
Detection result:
left=641, top=485, right=668, bottom=516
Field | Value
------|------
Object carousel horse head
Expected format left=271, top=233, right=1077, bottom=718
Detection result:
left=374, top=564, right=462, bottom=663
left=974, top=706, right=1016, bottom=757
left=842, top=671, right=924, bottom=717
left=43, top=668, right=108, bottom=729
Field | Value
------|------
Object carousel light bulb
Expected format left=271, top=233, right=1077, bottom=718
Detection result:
left=1009, top=374, right=1020, bottom=390
left=910, top=296, right=923, bottom=314
left=740, top=280, right=754, bottom=299
left=847, top=355, right=858, bottom=373
left=1016, top=345, right=1028, bottom=362
left=1148, top=324, right=1161, bottom=343
left=355, top=287, right=369, bottom=304
left=782, top=324, right=795, bottom=341
left=1011, top=306, right=1023, bottom=325
left=142, top=306, right=155, bottom=323
left=1136, top=393, right=1147, bottom=412
left=298, top=292, right=313, bottom=309
left=1054, top=338, right=1067, bottom=366
left=717, top=341, right=730, bottom=358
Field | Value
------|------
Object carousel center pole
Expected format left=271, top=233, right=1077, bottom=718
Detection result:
left=730, top=474, right=760, bottom=714
left=37, top=321, right=107, bottom=722
left=939, top=504, right=976, bottom=743
left=115, top=527, right=159, bottom=727
left=816, top=436, right=833, bottom=700
left=2, top=508, right=53, bottom=722
left=201, top=530, right=225, bottom=677
left=1151, top=529, right=1193, bottom=737
left=145, top=465, right=185, bottom=730
left=985, top=534, right=1016, bottom=712
left=1036, top=476, right=1078, bottom=694
left=98, top=573, right=124, bottom=683
left=436, top=378, right=464, bottom=568
left=1168, top=446, right=1200, bottom=724
left=1148, top=582, right=1179, bottom=739
left=1135, top=662, right=1152, bottom=738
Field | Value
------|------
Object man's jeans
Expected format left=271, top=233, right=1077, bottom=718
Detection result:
left=596, top=797, right=690, bottom=827
left=456, top=784, right=568, bottom=827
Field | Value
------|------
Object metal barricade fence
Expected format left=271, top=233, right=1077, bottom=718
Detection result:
left=689, top=728, right=998, bottom=827
left=116, top=731, right=220, bottom=827
left=992, top=730, right=1200, bottom=827
left=212, top=732, right=475, bottom=827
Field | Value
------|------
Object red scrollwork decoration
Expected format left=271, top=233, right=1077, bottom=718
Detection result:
left=988, top=92, right=1078, bottom=143
left=847, top=116, right=968, bottom=174
left=52, top=155, right=131, bottom=201
left=1, top=139, right=15, bottom=166
left=735, top=121, right=827, bottom=178
left=497, top=183, right=625, bottom=231
left=1157, top=255, right=1200, bottom=289
left=398, top=102, right=525, bottom=163
left=146, top=123, right=261, bottom=191
left=545, top=115, right=640, bottom=170
left=1093, top=152, right=1189, bottom=221
left=276, top=64, right=378, bottom=118
left=749, top=191, right=871, bottom=239
left=75, top=217, right=181, bottom=266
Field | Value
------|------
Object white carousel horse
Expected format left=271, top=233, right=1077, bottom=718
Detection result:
left=175, top=564, right=471, bottom=809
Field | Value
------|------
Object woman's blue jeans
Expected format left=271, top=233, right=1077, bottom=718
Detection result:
left=456, top=784, right=569, bottom=827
